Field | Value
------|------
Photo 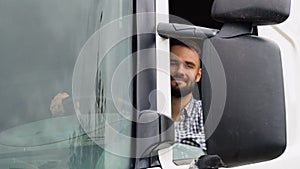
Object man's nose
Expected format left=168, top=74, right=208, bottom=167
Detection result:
left=176, top=64, right=185, bottom=75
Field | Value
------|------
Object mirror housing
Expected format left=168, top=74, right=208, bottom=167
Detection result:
left=201, top=1, right=290, bottom=167
left=202, top=32, right=287, bottom=167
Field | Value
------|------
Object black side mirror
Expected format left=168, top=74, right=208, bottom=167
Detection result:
left=201, top=0, right=291, bottom=167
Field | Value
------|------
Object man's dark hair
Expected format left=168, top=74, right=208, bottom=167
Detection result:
left=170, top=38, right=202, bottom=66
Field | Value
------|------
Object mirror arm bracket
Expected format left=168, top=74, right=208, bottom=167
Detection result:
left=218, top=22, right=253, bottom=38
left=157, top=22, right=219, bottom=39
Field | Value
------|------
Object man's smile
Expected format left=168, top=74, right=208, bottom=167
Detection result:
left=173, top=78, right=186, bottom=83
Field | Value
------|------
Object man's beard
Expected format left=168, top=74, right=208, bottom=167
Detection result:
left=171, top=77, right=195, bottom=98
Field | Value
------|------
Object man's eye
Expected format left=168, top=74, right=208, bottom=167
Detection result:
left=170, top=62, right=178, bottom=66
left=186, top=64, right=194, bottom=69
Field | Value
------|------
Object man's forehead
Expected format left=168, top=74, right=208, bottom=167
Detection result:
left=170, top=46, right=200, bottom=66
left=171, top=45, right=199, bottom=56
left=171, top=44, right=200, bottom=55
left=170, top=54, right=180, bottom=60
left=170, top=54, right=187, bottom=62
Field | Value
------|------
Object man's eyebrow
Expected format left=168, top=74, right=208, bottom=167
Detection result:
left=170, top=57, right=179, bottom=62
left=185, top=61, right=196, bottom=66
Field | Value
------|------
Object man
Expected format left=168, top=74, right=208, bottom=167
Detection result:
left=170, top=40, right=206, bottom=150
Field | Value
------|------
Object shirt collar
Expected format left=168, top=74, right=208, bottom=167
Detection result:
left=182, top=97, right=195, bottom=117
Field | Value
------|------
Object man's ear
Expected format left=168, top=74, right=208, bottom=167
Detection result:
left=195, top=68, right=202, bottom=82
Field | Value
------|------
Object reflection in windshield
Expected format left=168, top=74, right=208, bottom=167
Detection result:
left=0, top=0, right=133, bottom=168
left=0, top=0, right=99, bottom=131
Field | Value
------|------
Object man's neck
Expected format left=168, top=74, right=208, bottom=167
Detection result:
left=171, top=93, right=192, bottom=121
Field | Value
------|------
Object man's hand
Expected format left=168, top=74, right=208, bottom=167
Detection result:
left=50, top=92, right=70, bottom=117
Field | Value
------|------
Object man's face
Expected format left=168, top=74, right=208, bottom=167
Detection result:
left=170, top=45, right=201, bottom=97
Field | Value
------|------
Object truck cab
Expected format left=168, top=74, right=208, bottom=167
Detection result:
left=0, top=0, right=298, bottom=168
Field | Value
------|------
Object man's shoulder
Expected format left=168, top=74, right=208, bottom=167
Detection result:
left=191, top=98, right=202, bottom=107
left=185, top=98, right=202, bottom=117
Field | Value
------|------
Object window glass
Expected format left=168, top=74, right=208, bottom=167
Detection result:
left=0, top=0, right=133, bottom=168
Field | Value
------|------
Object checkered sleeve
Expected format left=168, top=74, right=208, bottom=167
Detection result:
left=175, top=98, right=206, bottom=150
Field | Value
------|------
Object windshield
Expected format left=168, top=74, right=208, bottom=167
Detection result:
left=0, top=0, right=133, bottom=168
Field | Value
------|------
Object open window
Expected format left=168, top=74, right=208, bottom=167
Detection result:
left=158, top=0, right=290, bottom=168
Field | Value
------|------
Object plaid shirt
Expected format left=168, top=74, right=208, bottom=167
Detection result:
left=175, top=97, right=206, bottom=150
